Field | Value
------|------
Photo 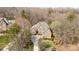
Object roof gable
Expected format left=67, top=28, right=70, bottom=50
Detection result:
left=0, top=18, right=9, bottom=25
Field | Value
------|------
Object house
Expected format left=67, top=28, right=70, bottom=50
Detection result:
left=0, top=17, right=15, bottom=32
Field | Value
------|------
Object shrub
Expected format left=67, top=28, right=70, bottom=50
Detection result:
left=48, top=8, right=52, bottom=15
left=6, top=23, right=20, bottom=35
left=48, top=20, right=52, bottom=25
left=67, top=11, right=76, bottom=22
left=23, top=27, right=33, bottom=51
left=21, top=10, right=26, bottom=18
left=50, top=20, right=61, bottom=29
left=40, top=40, right=54, bottom=51
left=23, top=27, right=30, bottom=39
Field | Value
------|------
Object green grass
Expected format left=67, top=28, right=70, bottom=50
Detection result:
left=0, top=35, right=10, bottom=50
left=0, top=23, right=19, bottom=50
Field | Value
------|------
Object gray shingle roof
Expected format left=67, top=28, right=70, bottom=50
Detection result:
left=0, top=17, right=9, bottom=25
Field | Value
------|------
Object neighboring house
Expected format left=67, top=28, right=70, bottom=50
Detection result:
left=0, top=18, right=9, bottom=32
left=0, top=17, right=15, bottom=32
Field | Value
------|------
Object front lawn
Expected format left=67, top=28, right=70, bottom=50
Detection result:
left=0, top=35, right=11, bottom=50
